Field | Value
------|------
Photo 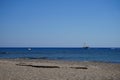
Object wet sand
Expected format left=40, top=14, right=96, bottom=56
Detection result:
left=0, top=59, right=120, bottom=80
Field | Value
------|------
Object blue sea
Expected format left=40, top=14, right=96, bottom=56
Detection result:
left=0, top=48, right=120, bottom=63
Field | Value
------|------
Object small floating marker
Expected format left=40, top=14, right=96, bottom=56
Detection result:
left=28, top=48, right=32, bottom=51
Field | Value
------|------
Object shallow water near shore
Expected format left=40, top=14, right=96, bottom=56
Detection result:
left=0, top=48, right=120, bottom=63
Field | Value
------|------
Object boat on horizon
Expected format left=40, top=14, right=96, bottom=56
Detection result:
left=83, top=43, right=89, bottom=49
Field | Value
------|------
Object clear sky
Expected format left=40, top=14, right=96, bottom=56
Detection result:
left=0, top=0, right=120, bottom=47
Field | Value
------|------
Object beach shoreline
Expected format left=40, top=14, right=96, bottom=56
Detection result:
left=0, top=59, right=120, bottom=80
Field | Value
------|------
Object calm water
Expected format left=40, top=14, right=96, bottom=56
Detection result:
left=0, top=48, right=120, bottom=63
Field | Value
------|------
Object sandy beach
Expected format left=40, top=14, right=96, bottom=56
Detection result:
left=0, top=59, right=120, bottom=80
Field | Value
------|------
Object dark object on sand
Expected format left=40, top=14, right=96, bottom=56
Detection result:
left=16, top=63, right=60, bottom=68
left=16, top=63, right=87, bottom=69
left=70, top=67, right=88, bottom=69
left=30, top=65, right=60, bottom=68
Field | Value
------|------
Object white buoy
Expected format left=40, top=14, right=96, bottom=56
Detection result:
left=28, top=48, right=31, bottom=51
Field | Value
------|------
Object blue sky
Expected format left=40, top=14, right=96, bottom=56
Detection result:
left=0, top=0, right=120, bottom=47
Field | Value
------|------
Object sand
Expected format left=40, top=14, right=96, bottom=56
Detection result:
left=0, top=59, right=120, bottom=80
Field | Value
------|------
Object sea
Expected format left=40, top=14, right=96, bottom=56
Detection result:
left=0, top=47, right=120, bottom=63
